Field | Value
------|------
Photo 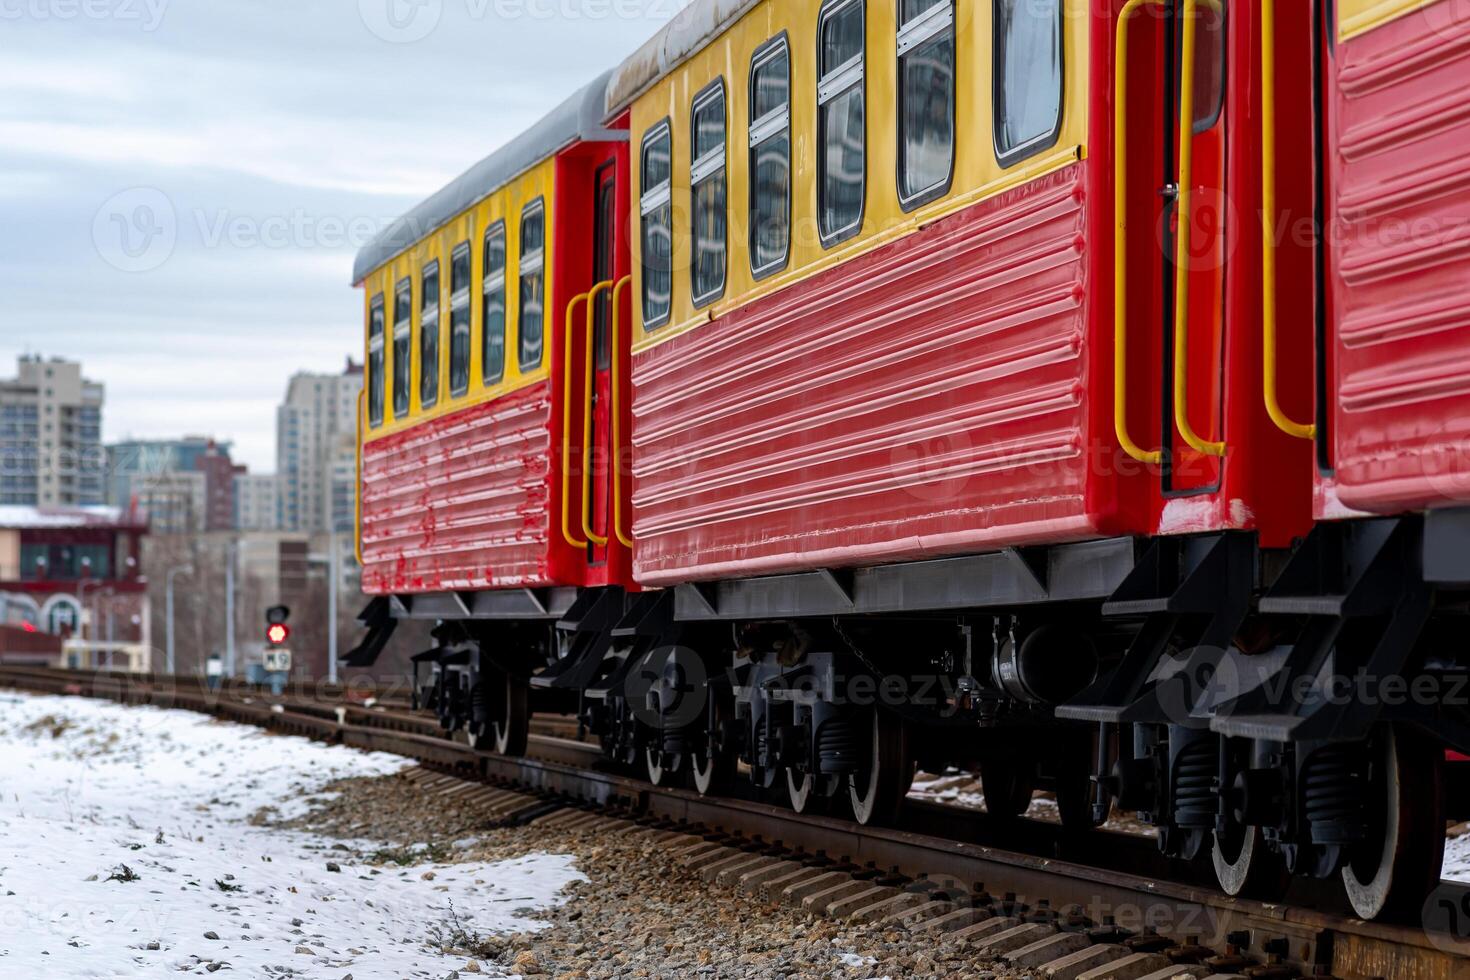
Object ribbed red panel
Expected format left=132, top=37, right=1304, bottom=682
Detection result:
left=1330, top=9, right=1470, bottom=512
left=361, top=382, right=554, bottom=594
left=629, top=165, right=1099, bottom=586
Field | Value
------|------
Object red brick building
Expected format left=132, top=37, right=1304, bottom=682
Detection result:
left=0, top=505, right=150, bottom=669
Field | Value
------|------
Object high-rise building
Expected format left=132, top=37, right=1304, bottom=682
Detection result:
left=0, top=356, right=105, bottom=508
left=106, top=436, right=240, bottom=532
left=276, top=359, right=362, bottom=534
left=234, top=473, right=281, bottom=532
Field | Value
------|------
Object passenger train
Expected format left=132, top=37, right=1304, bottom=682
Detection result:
left=347, top=0, right=1470, bottom=921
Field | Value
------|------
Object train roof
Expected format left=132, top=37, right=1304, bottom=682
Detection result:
left=604, top=0, right=761, bottom=114
left=352, top=69, right=619, bottom=285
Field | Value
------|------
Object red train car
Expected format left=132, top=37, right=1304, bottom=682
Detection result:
left=349, top=0, right=1470, bottom=922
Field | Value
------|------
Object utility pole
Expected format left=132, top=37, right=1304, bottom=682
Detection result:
left=328, top=532, right=339, bottom=684
left=165, top=564, right=194, bottom=675
left=225, top=541, right=236, bottom=677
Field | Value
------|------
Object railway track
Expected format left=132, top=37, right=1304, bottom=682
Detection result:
left=4, top=665, right=1467, bottom=980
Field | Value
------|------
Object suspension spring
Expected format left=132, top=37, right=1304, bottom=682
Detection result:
left=1172, top=737, right=1218, bottom=829
left=1303, top=744, right=1366, bottom=846
left=816, top=716, right=862, bottom=775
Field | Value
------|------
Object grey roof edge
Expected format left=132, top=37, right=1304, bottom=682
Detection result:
left=604, top=0, right=762, bottom=117
left=352, top=69, right=620, bottom=285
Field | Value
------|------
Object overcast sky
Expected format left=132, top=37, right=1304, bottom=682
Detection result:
left=0, top=0, right=682, bottom=471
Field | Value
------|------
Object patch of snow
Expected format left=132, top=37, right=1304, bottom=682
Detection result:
left=1444, top=831, right=1470, bottom=884
left=0, top=691, right=584, bottom=978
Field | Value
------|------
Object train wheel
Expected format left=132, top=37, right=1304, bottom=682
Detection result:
left=786, top=769, right=817, bottom=814
left=645, top=746, right=672, bottom=786
left=691, top=695, right=735, bottom=797
left=981, top=759, right=1036, bottom=819
left=1341, top=726, right=1445, bottom=921
left=490, top=673, right=529, bottom=757
left=1212, top=823, right=1286, bottom=899
left=848, top=710, right=912, bottom=826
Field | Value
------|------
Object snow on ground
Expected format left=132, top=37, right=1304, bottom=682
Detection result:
left=1445, top=829, right=1470, bottom=884
left=0, top=691, right=584, bottom=978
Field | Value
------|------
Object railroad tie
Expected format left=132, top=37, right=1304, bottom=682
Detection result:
left=736, top=860, right=803, bottom=896
left=1003, top=931, right=1093, bottom=970
left=826, top=885, right=904, bottom=920
left=779, top=870, right=851, bottom=907
left=801, top=878, right=874, bottom=914
left=1073, top=952, right=1174, bottom=980
left=1039, top=944, right=1132, bottom=980
left=914, top=906, right=991, bottom=934
left=943, top=916, right=1021, bottom=946
left=846, top=891, right=925, bottom=925
left=880, top=899, right=954, bottom=929
left=1134, top=966, right=1212, bottom=980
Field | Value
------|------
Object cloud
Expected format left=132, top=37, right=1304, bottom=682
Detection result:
left=0, top=1, right=678, bottom=471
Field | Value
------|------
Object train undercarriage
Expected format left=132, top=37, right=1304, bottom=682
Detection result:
left=351, top=512, right=1470, bottom=923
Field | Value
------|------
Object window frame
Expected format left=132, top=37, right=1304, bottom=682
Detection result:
left=392, top=276, right=412, bottom=419
left=639, top=118, right=675, bottom=330
left=817, top=0, right=867, bottom=248
left=689, top=78, right=729, bottom=309
left=896, top=0, right=957, bottom=212
left=368, top=292, right=385, bottom=428
left=448, top=240, right=473, bottom=398
left=992, top=0, right=1067, bottom=169
left=419, top=258, right=441, bottom=410
left=748, top=33, right=792, bottom=281
left=482, top=220, right=508, bottom=386
left=517, top=198, right=547, bottom=373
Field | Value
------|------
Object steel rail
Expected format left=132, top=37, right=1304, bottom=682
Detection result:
left=3, top=666, right=1466, bottom=979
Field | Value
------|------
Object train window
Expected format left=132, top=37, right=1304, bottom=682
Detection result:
left=368, top=294, right=385, bottom=427
left=818, top=0, right=865, bottom=246
left=393, top=277, right=411, bottom=419
left=518, top=200, right=545, bottom=372
left=482, top=222, right=507, bottom=385
left=449, top=241, right=472, bottom=397
left=898, top=0, right=955, bottom=209
left=640, top=120, right=674, bottom=328
left=420, top=260, right=440, bottom=409
left=1191, top=1, right=1226, bottom=133
left=749, top=36, right=791, bottom=280
left=690, top=81, right=728, bottom=308
left=994, top=0, right=1063, bottom=166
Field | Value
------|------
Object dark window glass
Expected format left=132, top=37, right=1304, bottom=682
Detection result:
left=449, top=242, right=471, bottom=397
left=392, top=277, right=411, bottom=418
left=819, top=0, right=865, bottom=244
left=995, top=0, right=1063, bottom=163
left=482, top=223, right=507, bottom=385
left=419, top=260, right=440, bottom=409
left=640, top=122, right=674, bottom=327
left=1191, top=1, right=1226, bottom=132
left=691, top=83, right=727, bottom=306
left=750, top=39, right=791, bottom=278
left=518, top=202, right=545, bottom=371
left=898, top=0, right=955, bottom=207
left=368, top=294, right=385, bottom=426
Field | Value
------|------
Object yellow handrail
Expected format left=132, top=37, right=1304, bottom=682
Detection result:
left=1172, top=0, right=1227, bottom=458
left=610, top=275, right=635, bottom=549
left=582, top=280, right=616, bottom=548
left=1261, top=0, right=1316, bottom=440
left=560, top=291, right=592, bottom=549
left=1114, top=0, right=1167, bottom=466
left=354, top=387, right=365, bottom=565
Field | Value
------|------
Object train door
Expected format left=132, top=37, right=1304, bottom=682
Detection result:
left=586, top=162, right=618, bottom=566
left=1162, top=0, right=1229, bottom=495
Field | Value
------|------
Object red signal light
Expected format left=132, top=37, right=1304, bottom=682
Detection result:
left=22, top=622, right=37, bottom=633
left=266, top=623, right=290, bottom=645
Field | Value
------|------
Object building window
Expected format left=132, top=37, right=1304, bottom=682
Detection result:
left=368, top=294, right=385, bottom=427
left=690, top=81, right=728, bottom=307
left=897, top=0, right=955, bottom=209
left=518, top=200, right=545, bottom=372
left=482, top=222, right=507, bottom=385
left=640, top=121, right=674, bottom=328
left=818, top=0, right=865, bottom=245
left=449, top=242, right=472, bottom=397
left=749, top=36, right=791, bottom=279
left=994, top=0, right=1064, bottom=165
left=420, top=260, right=440, bottom=409
left=393, top=277, right=412, bottom=418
